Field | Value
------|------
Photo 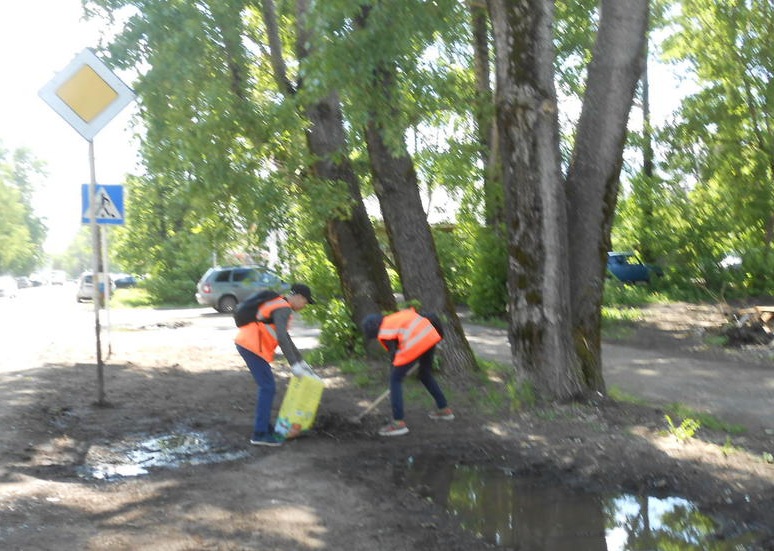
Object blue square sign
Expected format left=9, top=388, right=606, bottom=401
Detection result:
left=82, top=184, right=124, bottom=225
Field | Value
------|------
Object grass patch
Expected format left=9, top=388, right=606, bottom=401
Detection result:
left=110, top=288, right=155, bottom=308
left=665, top=402, right=746, bottom=435
left=468, top=357, right=536, bottom=414
left=703, top=333, right=729, bottom=347
left=608, top=385, right=649, bottom=406
left=601, top=305, right=644, bottom=340
left=467, top=316, right=508, bottom=330
left=603, top=281, right=669, bottom=307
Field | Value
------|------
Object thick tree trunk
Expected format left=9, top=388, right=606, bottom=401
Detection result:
left=304, top=95, right=398, bottom=322
left=566, top=0, right=649, bottom=393
left=487, top=0, right=584, bottom=400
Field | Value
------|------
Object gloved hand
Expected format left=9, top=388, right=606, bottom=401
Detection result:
left=291, top=361, right=320, bottom=380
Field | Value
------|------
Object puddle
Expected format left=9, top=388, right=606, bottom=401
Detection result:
left=395, top=456, right=761, bottom=550
left=78, top=430, right=249, bottom=480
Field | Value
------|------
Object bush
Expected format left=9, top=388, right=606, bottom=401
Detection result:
left=143, top=274, right=197, bottom=306
left=316, top=298, right=364, bottom=363
left=468, top=227, right=507, bottom=319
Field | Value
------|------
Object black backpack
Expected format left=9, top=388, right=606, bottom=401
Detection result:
left=234, top=290, right=281, bottom=327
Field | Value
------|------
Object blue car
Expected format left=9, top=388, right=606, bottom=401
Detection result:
left=607, top=252, right=663, bottom=284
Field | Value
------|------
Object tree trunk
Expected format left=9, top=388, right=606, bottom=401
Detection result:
left=469, top=3, right=503, bottom=230
left=635, top=38, right=656, bottom=262
left=351, top=6, right=477, bottom=374
left=365, top=116, right=478, bottom=374
left=259, top=0, right=396, bottom=324
left=565, top=0, right=649, bottom=393
left=304, top=94, right=398, bottom=322
left=487, top=0, right=584, bottom=400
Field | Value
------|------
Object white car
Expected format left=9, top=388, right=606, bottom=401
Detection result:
left=76, top=272, right=116, bottom=302
left=0, top=275, right=18, bottom=298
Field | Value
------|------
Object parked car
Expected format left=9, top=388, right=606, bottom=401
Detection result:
left=0, top=275, right=18, bottom=298
left=113, top=273, right=138, bottom=288
left=607, top=252, right=663, bottom=284
left=76, top=272, right=116, bottom=303
left=196, top=266, right=289, bottom=313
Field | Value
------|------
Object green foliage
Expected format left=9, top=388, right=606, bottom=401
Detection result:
left=432, top=224, right=473, bottom=305
left=110, top=287, right=154, bottom=308
left=664, top=414, right=701, bottom=442
left=666, top=403, right=746, bottom=435
left=316, top=298, right=365, bottom=363
left=603, top=279, right=668, bottom=307
left=626, top=0, right=774, bottom=299
left=0, top=145, right=46, bottom=274
left=467, top=225, right=507, bottom=319
left=477, top=358, right=536, bottom=413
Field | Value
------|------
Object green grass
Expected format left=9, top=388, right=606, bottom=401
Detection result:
left=600, top=306, right=642, bottom=339
left=610, top=387, right=747, bottom=436
left=703, top=334, right=729, bottom=347
left=665, top=402, right=746, bottom=435
left=607, top=385, right=649, bottom=406
left=109, top=288, right=155, bottom=308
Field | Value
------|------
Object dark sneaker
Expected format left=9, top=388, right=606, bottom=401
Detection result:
left=378, top=420, right=409, bottom=437
left=428, top=407, right=455, bottom=421
left=250, top=434, right=283, bottom=447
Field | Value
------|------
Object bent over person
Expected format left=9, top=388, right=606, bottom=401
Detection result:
left=235, top=283, right=316, bottom=446
left=361, top=307, right=454, bottom=436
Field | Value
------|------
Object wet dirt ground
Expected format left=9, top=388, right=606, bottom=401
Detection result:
left=0, top=288, right=772, bottom=549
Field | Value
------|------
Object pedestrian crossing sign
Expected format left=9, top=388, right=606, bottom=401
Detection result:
left=82, top=184, right=125, bottom=225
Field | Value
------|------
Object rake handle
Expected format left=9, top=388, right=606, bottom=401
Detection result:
left=353, top=364, right=419, bottom=421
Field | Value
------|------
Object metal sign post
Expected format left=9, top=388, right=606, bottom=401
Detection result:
left=40, top=48, right=134, bottom=405
left=88, top=141, right=105, bottom=403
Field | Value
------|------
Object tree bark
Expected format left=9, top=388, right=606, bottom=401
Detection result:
left=258, top=0, right=396, bottom=325
left=353, top=6, right=478, bottom=374
left=566, top=0, right=649, bottom=392
left=365, top=114, right=478, bottom=374
left=469, top=3, right=503, bottom=230
left=304, top=94, right=398, bottom=321
left=487, top=0, right=584, bottom=399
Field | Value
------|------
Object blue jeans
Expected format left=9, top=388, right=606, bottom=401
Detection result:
left=236, top=345, right=275, bottom=439
left=390, top=347, right=447, bottom=421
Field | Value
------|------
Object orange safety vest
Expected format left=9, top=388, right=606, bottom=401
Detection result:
left=235, top=296, right=292, bottom=362
left=377, top=308, right=442, bottom=366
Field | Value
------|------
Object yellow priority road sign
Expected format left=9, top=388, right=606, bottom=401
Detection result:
left=39, top=48, right=135, bottom=141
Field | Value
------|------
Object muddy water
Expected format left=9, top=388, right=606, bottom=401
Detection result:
left=395, top=456, right=760, bottom=550
left=77, top=429, right=249, bottom=480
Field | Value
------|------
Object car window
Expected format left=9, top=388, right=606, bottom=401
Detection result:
left=214, top=270, right=232, bottom=283
left=232, top=269, right=253, bottom=283
left=256, top=271, right=281, bottom=286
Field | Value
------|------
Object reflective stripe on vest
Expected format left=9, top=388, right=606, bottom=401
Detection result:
left=378, top=309, right=442, bottom=366
left=257, top=296, right=288, bottom=342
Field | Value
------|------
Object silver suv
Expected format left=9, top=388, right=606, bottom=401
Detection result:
left=195, top=266, right=289, bottom=313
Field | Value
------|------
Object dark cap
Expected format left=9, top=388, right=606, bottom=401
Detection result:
left=361, top=313, right=383, bottom=340
left=290, top=283, right=315, bottom=304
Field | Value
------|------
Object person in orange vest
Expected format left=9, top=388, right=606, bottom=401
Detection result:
left=235, top=283, right=317, bottom=446
left=361, top=308, right=454, bottom=436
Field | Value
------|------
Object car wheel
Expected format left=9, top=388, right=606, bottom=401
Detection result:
left=218, top=295, right=238, bottom=313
